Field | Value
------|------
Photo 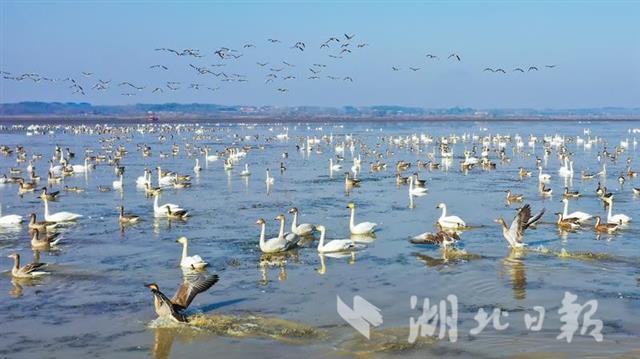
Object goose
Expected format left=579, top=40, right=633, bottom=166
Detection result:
left=563, top=187, right=580, bottom=199
left=633, top=187, right=640, bottom=196
left=329, top=158, right=342, bottom=172
left=412, top=173, right=427, bottom=187
left=30, top=229, right=62, bottom=249
left=505, top=190, right=524, bottom=202
left=408, top=177, right=427, bottom=196
left=39, top=187, right=60, bottom=201
left=555, top=213, right=581, bottom=231
left=7, top=253, right=48, bottom=278
left=43, top=199, right=82, bottom=222
left=436, top=203, right=466, bottom=229
left=539, top=183, right=553, bottom=197
left=204, top=148, right=219, bottom=161
left=604, top=196, right=631, bottom=224
left=144, top=183, right=162, bottom=197
left=561, top=198, right=592, bottom=223
left=17, top=179, right=36, bottom=192
left=594, top=216, right=618, bottom=234
left=346, top=202, right=377, bottom=234
left=538, top=167, right=551, bottom=183
left=28, top=213, right=58, bottom=231
left=345, top=173, right=361, bottom=187
left=166, top=206, right=190, bottom=220
left=396, top=173, right=409, bottom=185
left=617, top=173, right=625, bottom=185
left=112, top=174, right=123, bottom=190
left=410, top=223, right=460, bottom=247
left=119, top=205, right=141, bottom=224
left=153, top=195, right=183, bottom=217
left=240, top=163, right=251, bottom=176
left=495, top=204, right=545, bottom=248
left=288, top=207, right=316, bottom=236
left=176, top=236, right=207, bottom=269
left=0, top=203, right=23, bottom=226
left=47, top=171, right=62, bottom=184
left=316, top=225, right=356, bottom=253
left=256, top=218, right=298, bottom=253
left=145, top=274, right=219, bottom=322
left=265, top=168, right=274, bottom=185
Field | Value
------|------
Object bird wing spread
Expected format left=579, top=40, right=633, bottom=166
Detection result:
left=171, top=274, right=219, bottom=311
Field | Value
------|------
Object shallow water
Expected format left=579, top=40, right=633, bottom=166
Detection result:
left=0, top=120, right=639, bottom=358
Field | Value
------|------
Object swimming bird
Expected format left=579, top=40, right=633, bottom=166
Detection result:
left=505, top=190, right=524, bottom=202
left=316, top=225, right=356, bottom=253
left=538, top=167, right=551, bottom=183
left=256, top=218, right=298, bottom=253
left=265, top=168, right=274, bottom=185
left=346, top=202, right=377, bottom=235
left=555, top=213, right=581, bottom=231
left=28, top=213, right=58, bottom=231
left=563, top=187, right=580, bottom=199
left=145, top=274, right=219, bottom=322
left=166, top=206, right=190, bottom=220
left=594, top=216, right=618, bottom=234
left=436, top=203, right=466, bottom=230
left=7, top=253, right=48, bottom=278
left=176, top=237, right=207, bottom=269
left=410, top=223, right=460, bottom=247
left=0, top=203, right=23, bottom=226
left=43, top=199, right=82, bottom=222
left=561, top=198, right=592, bottom=223
left=30, top=228, right=62, bottom=249
left=408, top=177, right=427, bottom=196
left=288, top=207, right=316, bottom=236
left=119, top=205, right=141, bottom=224
left=496, top=204, right=545, bottom=249
left=603, top=196, right=631, bottom=224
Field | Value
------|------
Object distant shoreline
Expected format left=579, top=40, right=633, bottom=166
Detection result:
left=1, top=115, right=640, bottom=124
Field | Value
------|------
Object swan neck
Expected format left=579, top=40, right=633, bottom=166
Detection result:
left=181, top=241, right=188, bottom=260
left=562, top=200, right=568, bottom=217
left=259, top=223, right=266, bottom=246
left=349, top=208, right=355, bottom=229
left=278, top=218, right=285, bottom=238
left=291, top=212, right=298, bottom=231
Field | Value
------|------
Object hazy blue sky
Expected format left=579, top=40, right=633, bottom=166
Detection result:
left=1, top=1, right=638, bottom=108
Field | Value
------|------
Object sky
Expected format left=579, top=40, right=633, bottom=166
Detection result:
left=1, top=1, right=639, bottom=108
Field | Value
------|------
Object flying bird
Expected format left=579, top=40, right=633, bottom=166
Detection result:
left=345, top=33, right=355, bottom=40
left=409, top=67, right=421, bottom=71
left=150, top=65, right=168, bottom=70
left=448, top=53, right=461, bottom=61
left=513, top=68, right=525, bottom=72
left=528, top=66, right=539, bottom=71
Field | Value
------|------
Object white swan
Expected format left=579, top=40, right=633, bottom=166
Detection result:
left=153, top=195, right=183, bottom=217
left=538, top=167, right=551, bottom=183
left=317, top=225, right=355, bottom=253
left=43, top=199, right=82, bottom=222
left=193, top=158, right=202, bottom=172
left=288, top=207, right=315, bottom=236
left=136, top=169, right=150, bottom=187
left=275, top=214, right=298, bottom=242
left=436, top=203, right=466, bottom=229
left=0, top=203, right=23, bottom=226
left=347, top=202, right=377, bottom=234
left=176, top=236, right=208, bottom=269
left=561, top=198, right=592, bottom=223
left=605, top=196, right=631, bottom=224
left=265, top=168, right=274, bottom=185
left=558, top=158, right=574, bottom=177
left=71, top=158, right=90, bottom=173
left=329, top=158, right=342, bottom=172
left=112, top=173, right=123, bottom=190
left=256, top=218, right=297, bottom=253
left=156, top=167, right=174, bottom=187
left=240, top=163, right=251, bottom=176
left=409, top=177, right=427, bottom=196
left=204, top=148, right=219, bottom=161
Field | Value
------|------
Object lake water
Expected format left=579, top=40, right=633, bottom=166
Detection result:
left=0, top=119, right=639, bottom=358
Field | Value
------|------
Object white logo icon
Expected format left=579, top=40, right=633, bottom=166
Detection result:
left=337, top=295, right=383, bottom=339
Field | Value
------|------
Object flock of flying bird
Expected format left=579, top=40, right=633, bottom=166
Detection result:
left=1, top=123, right=636, bottom=323
left=1, top=32, right=557, bottom=99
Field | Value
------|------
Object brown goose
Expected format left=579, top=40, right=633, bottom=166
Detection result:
left=496, top=204, right=545, bottom=249
left=28, top=213, right=58, bottom=231
left=563, top=187, right=580, bottom=199
left=30, top=229, right=62, bottom=249
left=555, top=213, right=580, bottom=231
left=166, top=206, right=189, bottom=220
left=145, top=274, right=219, bottom=322
left=118, top=205, right=141, bottom=224
left=7, top=253, right=48, bottom=278
left=39, top=187, right=60, bottom=200
left=410, top=223, right=460, bottom=247
left=505, top=190, right=524, bottom=202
